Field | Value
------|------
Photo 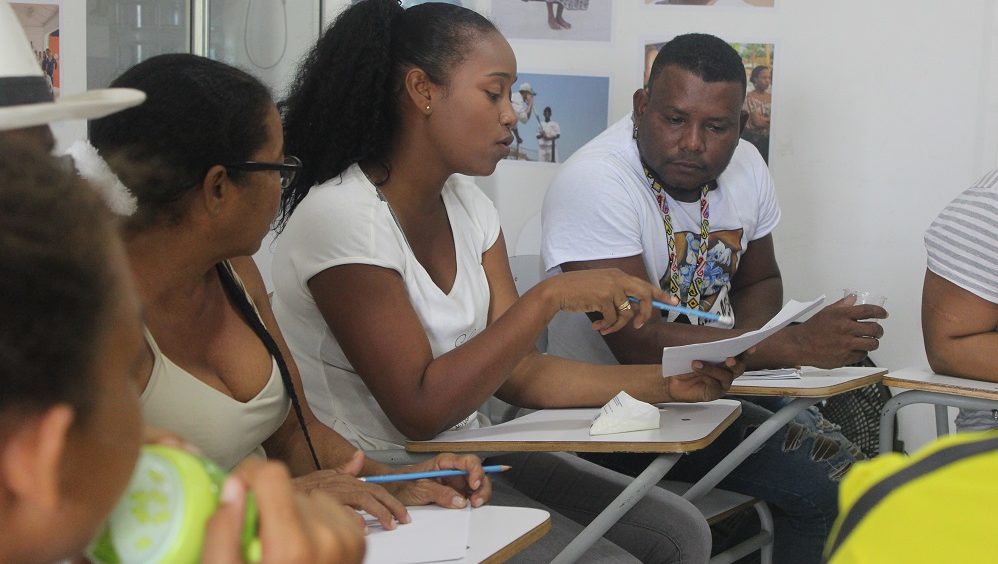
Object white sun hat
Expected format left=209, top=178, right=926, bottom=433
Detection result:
left=0, top=0, right=144, bottom=132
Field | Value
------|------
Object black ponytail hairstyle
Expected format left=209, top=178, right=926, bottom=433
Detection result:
left=277, top=0, right=497, bottom=232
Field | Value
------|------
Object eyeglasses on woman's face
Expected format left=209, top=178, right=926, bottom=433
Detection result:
left=224, top=155, right=302, bottom=189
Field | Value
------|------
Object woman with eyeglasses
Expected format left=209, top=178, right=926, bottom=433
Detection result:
left=88, top=53, right=492, bottom=530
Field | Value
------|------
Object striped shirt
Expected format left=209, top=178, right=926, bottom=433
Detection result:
left=924, top=169, right=998, bottom=430
left=925, top=169, right=998, bottom=303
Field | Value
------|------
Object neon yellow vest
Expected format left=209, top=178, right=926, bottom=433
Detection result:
left=825, top=430, right=998, bottom=563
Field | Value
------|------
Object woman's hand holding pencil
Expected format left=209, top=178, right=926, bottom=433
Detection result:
left=626, top=296, right=735, bottom=325
left=536, top=268, right=678, bottom=335
left=374, top=453, right=494, bottom=511
left=360, top=465, right=510, bottom=483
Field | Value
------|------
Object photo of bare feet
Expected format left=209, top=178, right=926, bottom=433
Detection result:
left=645, top=0, right=775, bottom=6
left=492, top=0, right=609, bottom=42
left=545, top=0, right=586, bottom=29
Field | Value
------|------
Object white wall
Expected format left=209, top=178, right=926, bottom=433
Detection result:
left=209, top=0, right=320, bottom=99
left=49, top=0, right=87, bottom=152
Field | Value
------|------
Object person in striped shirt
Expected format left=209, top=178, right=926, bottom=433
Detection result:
left=922, top=169, right=998, bottom=430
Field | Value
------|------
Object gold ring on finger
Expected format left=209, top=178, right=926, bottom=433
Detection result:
left=616, top=300, right=632, bottom=312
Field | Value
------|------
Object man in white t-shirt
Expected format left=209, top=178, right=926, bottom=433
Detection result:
left=537, top=106, right=560, bottom=163
left=541, top=33, right=887, bottom=563
left=922, top=169, right=998, bottom=431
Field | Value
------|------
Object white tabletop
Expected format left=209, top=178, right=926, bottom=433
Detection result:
left=462, top=506, right=551, bottom=563
left=364, top=505, right=550, bottom=564
left=407, top=399, right=741, bottom=453
left=728, top=366, right=886, bottom=397
left=884, top=366, right=998, bottom=400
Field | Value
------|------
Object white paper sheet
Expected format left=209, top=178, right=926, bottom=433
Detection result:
left=589, top=391, right=660, bottom=436
left=661, top=296, right=825, bottom=377
left=363, top=505, right=471, bottom=564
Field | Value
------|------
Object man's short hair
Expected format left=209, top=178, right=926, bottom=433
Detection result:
left=647, top=33, right=746, bottom=93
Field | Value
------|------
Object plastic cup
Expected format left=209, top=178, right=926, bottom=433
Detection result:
left=843, top=289, right=886, bottom=307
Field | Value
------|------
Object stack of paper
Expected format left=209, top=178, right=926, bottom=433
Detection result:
left=735, top=368, right=802, bottom=381
left=661, top=296, right=825, bottom=377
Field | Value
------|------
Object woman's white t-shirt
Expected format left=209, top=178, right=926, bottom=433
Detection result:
left=272, top=163, right=501, bottom=450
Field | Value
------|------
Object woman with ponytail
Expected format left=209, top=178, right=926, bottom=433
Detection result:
left=275, top=1, right=742, bottom=560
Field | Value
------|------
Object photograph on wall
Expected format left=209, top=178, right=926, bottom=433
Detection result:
left=10, top=1, right=60, bottom=97
left=504, top=72, right=609, bottom=164
left=351, top=0, right=465, bottom=6
left=490, top=0, right=611, bottom=42
left=644, top=40, right=774, bottom=163
left=644, top=0, right=774, bottom=7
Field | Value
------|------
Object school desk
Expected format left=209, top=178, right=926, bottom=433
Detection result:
left=879, top=366, right=998, bottom=453
left=680, top=366, right=887, bottom=503
left=406, top=399, right=742, bottom=563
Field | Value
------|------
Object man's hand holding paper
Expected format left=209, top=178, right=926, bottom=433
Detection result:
left=661, top=296, right=826, bottom=377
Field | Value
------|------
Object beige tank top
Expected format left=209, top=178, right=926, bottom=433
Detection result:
left=140, top=263, right=290, bottom=470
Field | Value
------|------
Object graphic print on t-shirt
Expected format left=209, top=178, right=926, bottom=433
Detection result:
left=658, top=228, right=743, bottom=327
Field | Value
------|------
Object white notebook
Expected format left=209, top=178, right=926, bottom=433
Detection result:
left=363, top=505, right=471, bottom=564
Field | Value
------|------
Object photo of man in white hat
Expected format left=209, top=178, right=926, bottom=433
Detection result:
left=509, top=81, right=536, bottom=159
left=0, top=0, right=144, bottom=153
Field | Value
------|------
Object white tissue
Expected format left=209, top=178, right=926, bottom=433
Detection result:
left=589, top=391, right=661, bottom=436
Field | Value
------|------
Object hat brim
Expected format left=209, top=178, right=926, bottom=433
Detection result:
left=0, top=88, right=145, bottom=132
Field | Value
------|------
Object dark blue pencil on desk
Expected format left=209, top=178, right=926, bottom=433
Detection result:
left=359, top=465, right=511, bottom=483
left=627, top=296, right=734, bottom=325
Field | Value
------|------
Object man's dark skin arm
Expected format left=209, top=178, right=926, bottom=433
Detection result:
left=727, top=233, right=783, bottom=329
left=561, top=234, right=888, bottom=369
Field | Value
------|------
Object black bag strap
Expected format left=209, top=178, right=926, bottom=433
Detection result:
left=215, top=262, right=321, bottom=471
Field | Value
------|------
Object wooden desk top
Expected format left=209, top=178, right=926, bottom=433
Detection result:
left=883, top=367, right=998, bottom=401
left=407, top=399, right=741, bottom=454
left=728, top=366, right=887, bottom=397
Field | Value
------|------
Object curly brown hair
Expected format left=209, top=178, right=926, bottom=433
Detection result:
left=0, top=140, right=117, bottom=426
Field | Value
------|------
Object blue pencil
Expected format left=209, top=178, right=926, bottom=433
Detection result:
left=359, top=465, right=510, bottom=483
left=627, top=296, right=734, bottom=325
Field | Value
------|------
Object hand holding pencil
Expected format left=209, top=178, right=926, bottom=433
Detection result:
left=537, top=268, right=677, bottom=335
left=626, top=296, right=734, bottom=325
left=373, top=452, right=494, bottom=510
left=361, top=465, right=510, bottom=483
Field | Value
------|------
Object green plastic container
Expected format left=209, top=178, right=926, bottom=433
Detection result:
left=87, top=444, right=261, bottom=563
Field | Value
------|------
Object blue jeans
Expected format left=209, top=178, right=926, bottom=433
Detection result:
left=585, top=397, right=863, bottom=564
left=487, top=451, right=711, bottom=563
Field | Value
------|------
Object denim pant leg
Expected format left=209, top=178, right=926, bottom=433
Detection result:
left=668, top=398, right=863, bottom=564
left=488, top=477, right=639, bottom=563
left=584, top=399, right=862, bottom=564
left=487, top=452, right=712, bottom=564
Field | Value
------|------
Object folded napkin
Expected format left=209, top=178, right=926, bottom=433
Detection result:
left=589, top=391, right=661, bottom=436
